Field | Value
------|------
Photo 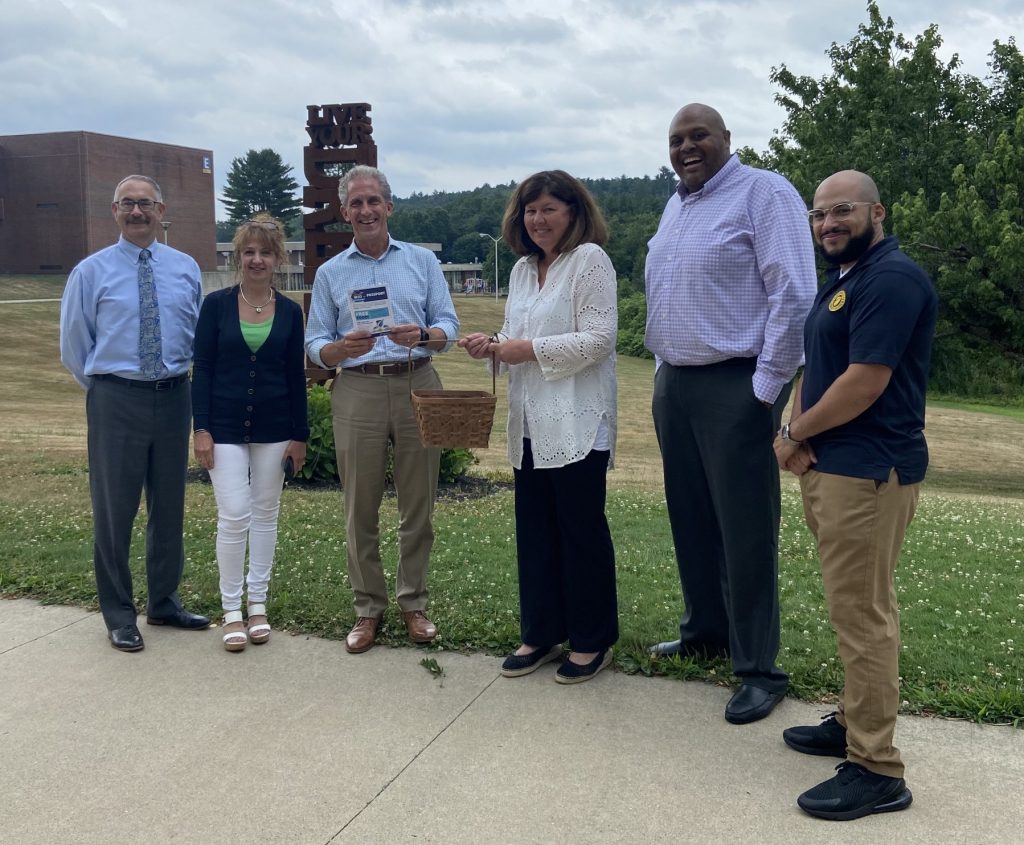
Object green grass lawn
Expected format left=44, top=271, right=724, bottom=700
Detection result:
left=1, top=276, right=1022, bottom=725
left=1, top=457, right=1021, bottom=725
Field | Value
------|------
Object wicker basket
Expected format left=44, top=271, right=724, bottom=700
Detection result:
left=409, top=345, right=497, bottom=448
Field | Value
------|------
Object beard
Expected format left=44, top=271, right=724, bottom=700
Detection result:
left=817, top=225, right=876, bottom=266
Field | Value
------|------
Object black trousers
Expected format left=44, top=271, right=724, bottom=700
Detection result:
left=86, top=378, right=190, bottom=629
left=652, top=358, right=789, bottom=692
left=512, top=440, right=618, bottom=652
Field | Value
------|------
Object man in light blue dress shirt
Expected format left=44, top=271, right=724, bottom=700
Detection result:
left=305, top=165, right=459, bottom=654
left=60, top=175, right=208, bottom=652
left=645, top=104, right=816, bottom=723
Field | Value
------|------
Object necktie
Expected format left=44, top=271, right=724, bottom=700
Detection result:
left=137, top=248, right=163, bottom=379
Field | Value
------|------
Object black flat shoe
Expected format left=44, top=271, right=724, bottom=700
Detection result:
left=555, top=649, right=613, bottom=685
left=146, top=608, right=210, bottom=629
left=500, top=645, right=562, bottom=677
left=724, top=683, right=785, bottom=724
left=108, top=624, right=144, bottom=652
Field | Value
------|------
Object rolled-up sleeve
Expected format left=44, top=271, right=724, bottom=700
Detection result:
left=750, top=186, right=817, bottom=402
left=304, top=266, right=340, bottom=369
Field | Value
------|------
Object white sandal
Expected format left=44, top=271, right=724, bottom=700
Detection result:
left=247, top=603, right=271, bottom=645
left=222, top=610, right=248, bottom=652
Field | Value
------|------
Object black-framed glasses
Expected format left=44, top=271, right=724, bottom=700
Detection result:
left=117, top=198, right=160, bottom=211
left=807, top=202, right=874, bottom=224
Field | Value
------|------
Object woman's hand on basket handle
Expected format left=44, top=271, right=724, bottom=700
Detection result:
left=458, top=333, right=493, bottom=360
left=459, top=334, right=536, bottom=365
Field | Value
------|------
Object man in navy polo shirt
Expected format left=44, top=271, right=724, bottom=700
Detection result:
left=773, top=170, right=937, bottom=821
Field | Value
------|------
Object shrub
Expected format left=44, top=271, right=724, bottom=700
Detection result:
left=301, top=384, right=477, bottom=484
left=301, top=384, right=337, bottom=483
left=617, top=290, right=652, bottom=359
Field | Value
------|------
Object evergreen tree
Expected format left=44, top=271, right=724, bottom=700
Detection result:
left=221, top=149, right=300, bottom=235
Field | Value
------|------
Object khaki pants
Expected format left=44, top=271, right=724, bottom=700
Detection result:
left=800, top=468, right=919, bottom=778
left=331, top=364, right=442, bottom=618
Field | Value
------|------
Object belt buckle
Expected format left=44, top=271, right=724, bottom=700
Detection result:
left=154, top=378, right=173, bottom=391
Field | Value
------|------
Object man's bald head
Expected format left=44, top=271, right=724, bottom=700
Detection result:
left=671, top=103, right=727, bottom=133
left=814, top=170, right=880, bottom=206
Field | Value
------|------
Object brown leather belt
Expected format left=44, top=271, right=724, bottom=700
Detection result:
left=343, top=357, right=431, bottom=377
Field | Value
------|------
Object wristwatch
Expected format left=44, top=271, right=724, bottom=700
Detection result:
left=779, top=423, right=803, bottom=446
left=419, top=327, right=430, bottom=343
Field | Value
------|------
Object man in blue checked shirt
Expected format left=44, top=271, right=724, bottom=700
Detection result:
left=305, top=165, right=459, bottom=654
left=60, top=175, right=209, bottom=653
left=645, top=104, right=816, bottom=724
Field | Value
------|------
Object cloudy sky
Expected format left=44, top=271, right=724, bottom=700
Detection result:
left=2, top=0, right=1020, bottom=212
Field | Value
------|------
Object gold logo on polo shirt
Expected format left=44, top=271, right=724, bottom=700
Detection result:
left=828, top=291, right=847, bottom=312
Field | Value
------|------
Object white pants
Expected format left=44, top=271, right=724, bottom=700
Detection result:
left=208, top=441, right=289, bottom=612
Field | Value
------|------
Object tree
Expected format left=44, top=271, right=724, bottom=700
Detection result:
left=221, top=149, right=300, bottom=235
left=745, top=2, right=1024, bottom=394
left=755, top=2, right=989, bottom=204
left=893, top=108, right=1024, bottom=395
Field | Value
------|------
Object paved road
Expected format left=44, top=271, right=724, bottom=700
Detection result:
left=1, top=598, right=1020, bottom=844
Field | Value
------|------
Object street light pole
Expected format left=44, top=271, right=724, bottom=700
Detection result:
left=478, top=232, right=502, bottom=302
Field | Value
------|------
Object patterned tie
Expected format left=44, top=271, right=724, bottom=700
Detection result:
left=137, top=248, right=163, bottom=379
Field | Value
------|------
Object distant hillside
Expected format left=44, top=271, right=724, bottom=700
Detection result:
left=389, top=169, right=678, bottom=285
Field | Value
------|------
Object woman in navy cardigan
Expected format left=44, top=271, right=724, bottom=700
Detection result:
left=192, top=214, right=308, bottom=651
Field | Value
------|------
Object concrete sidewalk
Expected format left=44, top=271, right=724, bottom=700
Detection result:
left=1, top=598, right=1020, bottom=844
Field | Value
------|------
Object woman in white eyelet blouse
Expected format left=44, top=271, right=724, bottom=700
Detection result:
left=459, top=170, right=619, bottom=685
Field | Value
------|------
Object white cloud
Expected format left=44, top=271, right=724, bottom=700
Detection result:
left=1, top=0, right=1019, bottom=214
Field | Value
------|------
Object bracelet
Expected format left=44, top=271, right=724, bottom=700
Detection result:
left=779, top=423, right=803, bottom=446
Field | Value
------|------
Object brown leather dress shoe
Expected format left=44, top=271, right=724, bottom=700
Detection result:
left=402, top=610, right=437, bottom=643
left=345, top=616, right=381, bottom=654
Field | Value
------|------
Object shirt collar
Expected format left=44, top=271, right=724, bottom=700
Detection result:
left=826, top=236, right=900, bottom=283
left=117, top=236, right=159, bottom=262
left=676, top=153, right=740, bottom=200
left=344, top=236, right=402, bottom=260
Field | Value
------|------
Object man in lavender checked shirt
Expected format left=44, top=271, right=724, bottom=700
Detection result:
left=645, top=104, right=816, bottom=724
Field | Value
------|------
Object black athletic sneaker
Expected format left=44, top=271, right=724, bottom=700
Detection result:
left=783, top=711, right=847, bottom=757
left=798, top=762, right=913, bottom=821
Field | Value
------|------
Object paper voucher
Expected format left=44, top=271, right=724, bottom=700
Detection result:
left=349, top=286, right=395, bottom=336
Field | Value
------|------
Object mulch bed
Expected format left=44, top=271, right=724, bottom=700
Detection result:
left=187, top=468, right=512, bottom=501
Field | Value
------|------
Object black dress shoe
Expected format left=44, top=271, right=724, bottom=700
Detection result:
left=724, top=683, right=785, bottom=724
left=108, top=624, right=144, bottom=652
left=647, top=639, right=728, bottom=659
left=146, top=608, right=211, bottom=629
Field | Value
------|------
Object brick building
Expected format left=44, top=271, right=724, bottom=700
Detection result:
left=0, top=131, right=216, bottom=273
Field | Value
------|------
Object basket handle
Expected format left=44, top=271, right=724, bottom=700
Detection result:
left=407, top=338, right=497, bottom=396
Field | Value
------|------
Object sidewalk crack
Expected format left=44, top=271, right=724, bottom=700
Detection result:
left=0, top=609, right=97, bottom=656
left=325, top=671, right=501, bottom=843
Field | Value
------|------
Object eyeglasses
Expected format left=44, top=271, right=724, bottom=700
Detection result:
left=807, top=202, right=873, bottom=224
left=116, top=198, right=160, bottom=211
left=244, top=219, right=280, bottom=231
